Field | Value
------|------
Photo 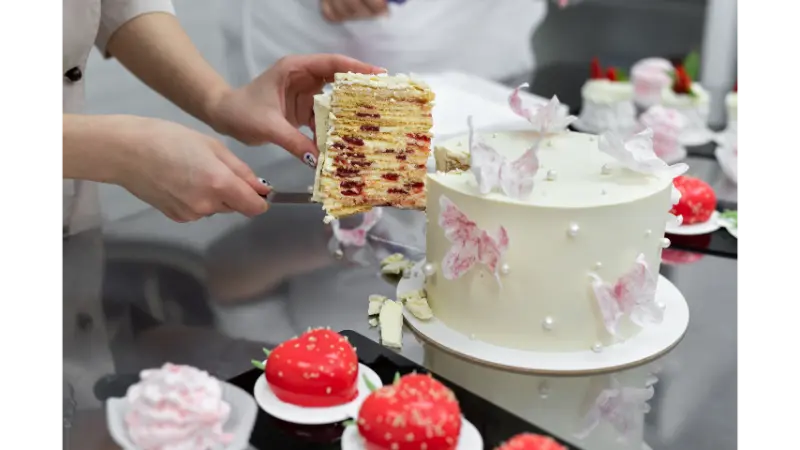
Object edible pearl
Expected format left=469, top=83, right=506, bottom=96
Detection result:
left=645, top=229, right=652, bottom=237
left=499, top=263, right=511, bottom=275
left=656, top=301, right=666, bottom=310
left=542, top=316, right=554, bottom=331
left=423, top=263, right=437, bottom=277
left=567, top=222, right=580, bottom=237
left=661, top=238, right=671, bottom=248
left=333, top=249, right=344, bottom=259
left=546, top=170, right=558, bottom=181
left=594, top=262, right=603, bottom=270
left=601, top=164, right=612, bottom=175
left=538, top=381, right=551, bottom=399
left=591, top=343, right=603, bottom=353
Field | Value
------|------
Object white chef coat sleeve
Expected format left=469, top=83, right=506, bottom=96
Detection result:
left=95, top=0, right=176, bottom=57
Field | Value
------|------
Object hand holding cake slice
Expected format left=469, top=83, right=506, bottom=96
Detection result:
left=312, top=72, right=435, bottom=221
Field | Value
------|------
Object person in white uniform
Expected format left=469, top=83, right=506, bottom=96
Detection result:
left=63, top=1, right=379, bottom=444
left=222, top=0, right=549, bottom=86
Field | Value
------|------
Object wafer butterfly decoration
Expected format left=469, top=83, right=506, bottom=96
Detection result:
left=508, top=83, right=576, bottom=135
left=439, top=195, right=509, bottom=284
left=599, top=128, right=689, bottom=178
left=574, top=374, right=656, bottom=443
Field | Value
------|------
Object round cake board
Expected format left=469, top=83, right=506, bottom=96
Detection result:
left=398, top=261, right=689, bottom=375
left=665, top=210, right=721, bottom=236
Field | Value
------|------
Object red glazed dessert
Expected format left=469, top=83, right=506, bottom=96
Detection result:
left=261, top=328, right=359, bottom=407
left=495, top=433, right=566, bottom=450
left=669, top=175, right=717, bottom=225
left=356, top=373, right=462, bottom=450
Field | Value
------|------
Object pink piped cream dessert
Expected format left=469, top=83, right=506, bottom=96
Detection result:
left=639, top=105, right=685, bottom=161
left=124, top=363, right=233, bottom=450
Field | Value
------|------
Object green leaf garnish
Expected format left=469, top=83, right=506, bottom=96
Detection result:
left=363, top=375, right=379, bottom=392
left=721, top=210, right=738, bottom=228
left=251, top=359, right=265, bottom=370
left=683, top=50, right=701, bottom=81
left=343, top=419, right=356, bottom=427
left=615, top=67, right=629, bottom=82
left=393, top=372, right=401, bottom=384
left=262, top=347, right=271, bottom=357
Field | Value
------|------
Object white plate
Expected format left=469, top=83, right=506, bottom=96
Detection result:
left=340, top=416, right=483, bottom=450
left=106, top=381, right=257, bottom=450
left=253, top=364, right=382, bottom=425
left=398, top=261, right=689, bottom=374
left=719, top=217, right=738, bottom=239
left=665, top=211, right=721, bottom=236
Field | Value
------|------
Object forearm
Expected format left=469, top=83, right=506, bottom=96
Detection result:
left=105, top=12, right=230, bottom=130
left=63, top=114, right=136, bottom=183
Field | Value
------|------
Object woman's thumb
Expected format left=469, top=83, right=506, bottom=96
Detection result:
left=267, top=118, right=320, bottom=169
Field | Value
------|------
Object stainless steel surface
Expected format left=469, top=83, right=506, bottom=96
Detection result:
left=265, top=191, right=315, bottom=205
left=63, top=148, right=736, bottom=449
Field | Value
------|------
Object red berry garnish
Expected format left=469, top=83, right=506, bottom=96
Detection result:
left=606, top=67, right=618, bottom=81
left=590, top=57, right=603, bottom=79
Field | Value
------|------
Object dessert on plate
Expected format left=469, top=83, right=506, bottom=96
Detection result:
left=576, top=57, right=637, bottom=134
left=669, top=175, right=717, bottom=225
left=351, top=373, right=467, bottom=450
left=123, top=363, right=234, bottom=450
left=312, top=72, right=435, bottom=222
left=252, top=328, right=360, bottom=407
left=426, top=87, right=686, bottom=353
left=494, top=433, right=566, bottom=450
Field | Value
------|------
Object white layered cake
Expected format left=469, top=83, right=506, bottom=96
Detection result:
left=424, top=345, right=657, bottom=450
left=427, top=129, right=678, bottom=353
left=660, top=83, right=710, bottom=145
left=578, top=80, right=637, bottom=134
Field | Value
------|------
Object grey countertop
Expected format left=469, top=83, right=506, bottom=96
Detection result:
left=62, top=147, right=737, bottom=450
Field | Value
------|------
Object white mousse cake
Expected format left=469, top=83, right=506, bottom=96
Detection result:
left=578, top=80, right=637, bottom=134
left=426, top=124, right=684, bottom=353
left=660, top=82, right=710, bottom=145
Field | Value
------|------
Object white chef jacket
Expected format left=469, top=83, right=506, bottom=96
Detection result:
left=62, top=0, right=175, bottom=415
left=224, top=0, right=547, bottom=82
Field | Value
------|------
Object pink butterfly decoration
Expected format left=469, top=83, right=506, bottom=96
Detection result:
left=599, top=128, right=689, bottom=178
left=439, top=195, right=509, bottom=282
left=467, top=116, right=541, bottom=200
left=589, top=254, right=663, bottom=336
left=508, top=83, right=576, bottom=134
left=574, top=375, right=656, bottom=442
left=331, top=208, right=383, bottom=247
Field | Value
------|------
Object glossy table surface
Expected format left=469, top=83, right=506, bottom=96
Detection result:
left=62, top=138, right=737, bottom=449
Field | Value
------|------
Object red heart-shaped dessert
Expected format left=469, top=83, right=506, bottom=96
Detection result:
left=357, top=373, right=461, bottom=450
left=265, top=328, right=358, bottom=407
left=495, top=433, right=566, bottom=450
left=669, top=175, right=717, bottom=225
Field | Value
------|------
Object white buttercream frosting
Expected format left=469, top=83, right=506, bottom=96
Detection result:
left=581, top=80, right=634, bottom=104
left=578, top=80, right=637, bottom=134
left=124, top=363, right=232, bottom=450
left=426, top=130, right=673, bottom=352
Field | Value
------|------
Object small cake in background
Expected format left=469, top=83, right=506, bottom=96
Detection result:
left=726, top=81, right=738, bottom=129
left=639, top=105, right=686, bottom=163
left=631, top=57, right=673, bottom=109
left=495, top=433, right=566, bottom=450
left=659, top=52, right=711, bottom=145
left=312, top=72, right=435, bottom=222
left=576, top=57, right=637, bottom=134
left=355, top=373, right=463, bottom=450
left=254, top=328, right=360, bottom=407
left=669, top=175, right=717, bottom=225
left=124, top=363, right=233, bottom=449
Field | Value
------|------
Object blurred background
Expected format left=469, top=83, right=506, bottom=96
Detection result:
left=68, top=1, right=737, bottom=449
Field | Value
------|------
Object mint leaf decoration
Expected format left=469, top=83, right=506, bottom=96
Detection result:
left=251, top=359, right=265, bottom=370
left=615, top=67, right=630, bottom=82
left=343, top=419, right=356, bottom=427
left=721, top=210, right=738, bottom=228
left=683, top=50, right=700, bottom=81
left=393, top=372, right=401, bottom=384
left=363, top=375, right=379, bottom=393
left=262, top=348, right=271, bottom=357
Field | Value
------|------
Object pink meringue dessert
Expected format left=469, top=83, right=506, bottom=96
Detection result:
left=124, top=363, right=234, bottom=450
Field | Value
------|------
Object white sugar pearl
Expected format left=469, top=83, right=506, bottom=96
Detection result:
left=423, top=263, right=436, bottom=277
left=546, top=170, right=558, bottom=181
left=333, top=249, right=344, bottom=259
left=594, top=262, right=603, bottom=270
left=499, top=263, right=511, bottom=275
left=567, top=223, right=580, bottom=237
left=542, top=316, right=554, bottom=331
left=645, top=229, right=652, bottom=237
left=661, top=238, right=671, bottom=248
left=601, top=164, right=612, bottom=175
left=591, top=342, right=603, bottom=353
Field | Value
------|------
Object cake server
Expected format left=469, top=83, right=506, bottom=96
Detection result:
left=262, top=191, right=315, bottom=205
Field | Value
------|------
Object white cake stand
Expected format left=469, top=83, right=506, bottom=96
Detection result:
left=397, top=261, right=689, bottom=375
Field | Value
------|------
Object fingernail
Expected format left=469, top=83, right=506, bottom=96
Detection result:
left=258, top=177, right=271, bottom=187
left=303, top=153, right=318, bottom=168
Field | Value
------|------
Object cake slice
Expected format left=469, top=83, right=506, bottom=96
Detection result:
left=312, top=72, right=435, bottom=221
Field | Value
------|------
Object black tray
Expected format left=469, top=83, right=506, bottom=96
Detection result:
left=228, top=330, right=576, bottom=449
